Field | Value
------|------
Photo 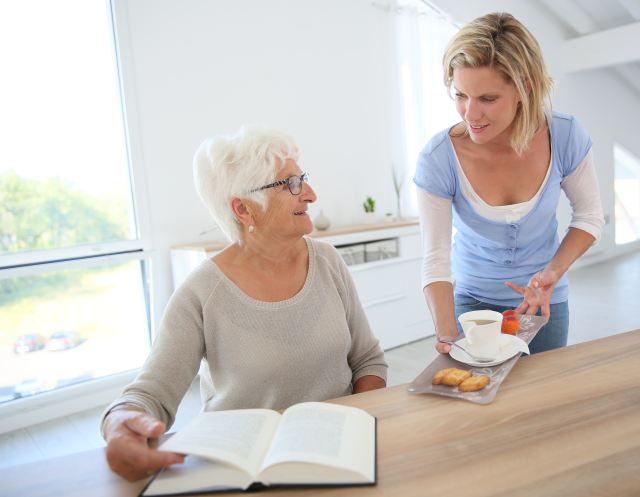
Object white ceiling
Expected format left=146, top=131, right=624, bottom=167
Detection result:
left=538, top=0, right=640, bottom=95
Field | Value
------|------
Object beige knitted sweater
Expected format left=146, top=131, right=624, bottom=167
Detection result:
left=101, top=237, right=387, bottom=434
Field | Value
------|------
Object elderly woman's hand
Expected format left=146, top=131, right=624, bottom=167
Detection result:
left=104, top=407, right=185, bottom=482
left=505, top=268, right=559, bottom=318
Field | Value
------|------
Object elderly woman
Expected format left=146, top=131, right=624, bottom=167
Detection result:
left=100, top=126, right=387, bottom=481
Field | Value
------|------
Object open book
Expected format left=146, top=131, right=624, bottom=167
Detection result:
left=140, top=402, right=377, bottom=496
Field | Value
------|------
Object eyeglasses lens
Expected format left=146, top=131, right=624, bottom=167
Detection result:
left=288, top=173, right=307, bottom=195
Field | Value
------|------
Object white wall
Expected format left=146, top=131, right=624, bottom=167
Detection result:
left=118, top=0, right=640, bottom=326
left=116, top=0, right=397, bottom=325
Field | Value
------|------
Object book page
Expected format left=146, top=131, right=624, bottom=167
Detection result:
left=259, top=402, right=375, bottom=483
left=142, top=456, right=255, bottom=496
left=159, top=408, right=281, bottom=478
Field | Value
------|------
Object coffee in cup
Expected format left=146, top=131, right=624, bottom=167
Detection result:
left=458, top=310, right=503, bottom=358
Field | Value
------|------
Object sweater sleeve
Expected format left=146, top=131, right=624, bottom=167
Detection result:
left=417, top=185, right=455, bottom=289
left=561, top=149, right=605, bottom=242
left=327, top=248, right=388, bottom=384
left=100, top=277, right=207, bottom=437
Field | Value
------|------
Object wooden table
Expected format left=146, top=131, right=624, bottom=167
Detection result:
left=3, top=330, right=639, bottom=497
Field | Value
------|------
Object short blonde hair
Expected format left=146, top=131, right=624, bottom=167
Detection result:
left=443, top=12, right=553, bottom=155
left=193, top=126, right=300, bottom=241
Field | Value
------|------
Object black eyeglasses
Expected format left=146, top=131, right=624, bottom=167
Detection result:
left=249, top=172, right=309, bottom=195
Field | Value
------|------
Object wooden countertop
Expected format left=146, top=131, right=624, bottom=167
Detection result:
left=3, top=329, right=639, bottom=497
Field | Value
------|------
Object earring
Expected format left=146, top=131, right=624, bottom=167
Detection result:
left=248, top=225, right=255, bottom=233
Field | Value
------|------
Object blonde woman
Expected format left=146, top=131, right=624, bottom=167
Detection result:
left=101, top=126, right=387, bottom=481
left=414, top=13, right=604, bottom=355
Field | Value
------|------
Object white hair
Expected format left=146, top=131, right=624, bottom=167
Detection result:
left=193, top=126, right=300, bottom=241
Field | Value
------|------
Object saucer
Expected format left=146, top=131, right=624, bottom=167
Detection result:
left=449, top=334, right=530, bottom=367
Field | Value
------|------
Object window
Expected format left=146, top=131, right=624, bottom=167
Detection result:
left=391, top=1, right=459, bottom=217
left=0, top=0, right=150, bottom=410
left=614, top=144, right=640, bottom=245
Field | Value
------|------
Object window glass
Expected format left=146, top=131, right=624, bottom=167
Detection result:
left=0, top=0, right=150, bottom=406
left=393, top=4, right=459, bottom=217
left=614, top=144, right=640, bottom=245
left=0, top=259, right=150, bottom=403
left=0, top=0, right=136, bottom=256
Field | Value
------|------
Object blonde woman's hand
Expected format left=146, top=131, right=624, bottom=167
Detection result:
left=505, top=268, right=559, bottom=318
left=104, top=408, right=185, bottom=482
left=435, top=332, right=458, bottom=354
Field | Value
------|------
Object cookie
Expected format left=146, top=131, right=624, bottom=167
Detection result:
left=442, top=369, right=472, bottom=386
left=432, top=368, right=457, bottom=385
left=458, top=375, right=490, bottom=392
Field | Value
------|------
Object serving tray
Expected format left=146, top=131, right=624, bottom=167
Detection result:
left=407, top=315, right=548, bottom=404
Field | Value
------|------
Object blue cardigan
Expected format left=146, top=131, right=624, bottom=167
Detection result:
left=414, top=111, right=592, bottom=306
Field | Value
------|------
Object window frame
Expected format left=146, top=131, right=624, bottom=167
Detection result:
left=613, top=142, right=640, bottom=246
left=0, top=0, right=154, bottom=433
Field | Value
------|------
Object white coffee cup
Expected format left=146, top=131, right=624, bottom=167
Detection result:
left=458, top=310, right=503, bottom=358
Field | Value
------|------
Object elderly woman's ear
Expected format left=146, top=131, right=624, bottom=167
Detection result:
left=230, top=197, right=255, bottom=233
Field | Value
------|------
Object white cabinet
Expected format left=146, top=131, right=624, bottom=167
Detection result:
left=170, top=220, right=433, bottom=350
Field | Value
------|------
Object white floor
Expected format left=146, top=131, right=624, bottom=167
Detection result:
left=1, top=250, right=638, bottom=471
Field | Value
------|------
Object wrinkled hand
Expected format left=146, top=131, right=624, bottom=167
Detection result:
left=505, top=268, right=559, bottom=318
left=104, top=409, right=185, bottom=482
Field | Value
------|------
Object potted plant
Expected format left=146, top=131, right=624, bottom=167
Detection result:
left=362, top=196, right=376, bottom=224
